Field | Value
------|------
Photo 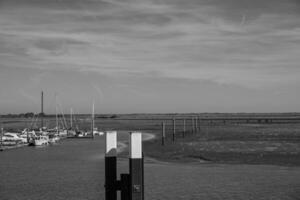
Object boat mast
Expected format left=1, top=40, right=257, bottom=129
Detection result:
left=58, top=104, right=67, bottom=130
left=70, top=108, right=73, bottom=129
left=0, top=126, right=3, bottom=148
left=55, top=94, right=59, bottom=135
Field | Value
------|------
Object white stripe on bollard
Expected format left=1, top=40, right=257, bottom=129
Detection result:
left=129, top=132, right=142, bottom=159
left=105, top=131, right=117, bottom=157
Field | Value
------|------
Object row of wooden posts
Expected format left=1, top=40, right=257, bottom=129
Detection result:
left=161, top=117, right=201, bottom=145
left=159, top=116, right=286, bottom=146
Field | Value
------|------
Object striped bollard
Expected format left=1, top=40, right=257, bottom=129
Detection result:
left=105, top=131, right=117, bottom=200
left=129, top=132, right=144, bottom=200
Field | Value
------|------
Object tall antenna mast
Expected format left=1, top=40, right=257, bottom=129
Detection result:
left=41, top=91, right=44, bottom=129
left=92, top=101, right=95, bottom=138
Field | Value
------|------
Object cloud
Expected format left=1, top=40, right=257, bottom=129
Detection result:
left=0, top=0, right=300, bottom=113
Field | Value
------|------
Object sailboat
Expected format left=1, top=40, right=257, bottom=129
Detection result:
left=55, top=94, right=69, bottom=138
left=92, top=102, right=104, bottom=136
left=67, top=108, right=77, bottom=137
left=77, top=102, right=97, bottom=138
left=48, top=106, right=60, bottom=144
left=81, top=102, right=95, bottom=138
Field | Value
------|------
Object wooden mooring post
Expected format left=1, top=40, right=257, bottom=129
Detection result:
left=183, top=119, right=186, bottom=138
left=195, top=117, right=198, bottom=133
left=198, top=117, right=201, bottom=133
left=161, top=122, right=165, bottom=146
left=191, top=118, right=194, bottom=134
left=105, top=131, right=144, bottom=200
left=172, top=118, right=176, bottom=142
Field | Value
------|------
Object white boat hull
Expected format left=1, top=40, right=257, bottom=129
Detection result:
left=34, top=139, right=48, bottom=146
left=31, top=136, right=49, bottom=146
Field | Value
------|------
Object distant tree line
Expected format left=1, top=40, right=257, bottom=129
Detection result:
left=0, top=113, right=119, bottom=118
left=0, top=112, right=46, bottom=118
left=96, top=114, right=118, bottom=119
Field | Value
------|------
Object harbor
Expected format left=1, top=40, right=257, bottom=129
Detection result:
left=0, top=92, right=102, bottom=151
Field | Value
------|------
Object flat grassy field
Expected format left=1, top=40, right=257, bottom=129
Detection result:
left=143, top=123, right=300, bottom=166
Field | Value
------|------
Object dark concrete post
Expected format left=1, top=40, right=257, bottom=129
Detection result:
left=129, top=132, right=144, bottom=200
left=172, top=118, right=176, bottom=142
left=105, top=131, right=117, bottom=200
left=121, top=174, right=130, bottom=200
left=183, top=119, right=186, bottom=138
left=162, top=122, right=165, bottom=146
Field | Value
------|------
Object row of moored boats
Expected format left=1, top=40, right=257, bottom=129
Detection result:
left=0, top=128, right=104, bottom=147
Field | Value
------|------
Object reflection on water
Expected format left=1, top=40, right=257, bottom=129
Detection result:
left=1, top=133, right=300, bottom=200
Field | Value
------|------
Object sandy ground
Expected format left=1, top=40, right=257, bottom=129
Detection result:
left=117, top=132, right=156, bottom=154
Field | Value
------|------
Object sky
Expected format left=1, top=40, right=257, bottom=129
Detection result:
left=0, top=0, right=300, bottom=114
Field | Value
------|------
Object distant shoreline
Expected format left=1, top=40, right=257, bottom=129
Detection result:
left=2, top=112, right=300, bottom=118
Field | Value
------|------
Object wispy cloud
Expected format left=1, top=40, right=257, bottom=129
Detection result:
left=0, top=0, right=300, bottom=113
